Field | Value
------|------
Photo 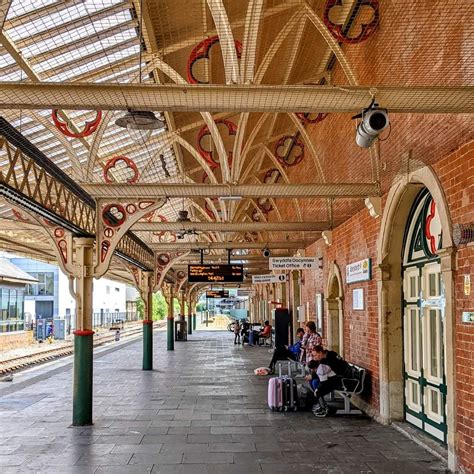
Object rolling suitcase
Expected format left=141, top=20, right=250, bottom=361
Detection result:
left=268, top=376, right=298, bottom=412
left=282, top=377, right=298, bottom=412
left=268, top=377, right=284, bottom=411
left=248, top=330, right=255, bottom=346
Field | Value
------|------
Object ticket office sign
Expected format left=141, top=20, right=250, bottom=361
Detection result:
left=269, top=257, right=318, bottom=270
left=252, top=274, right=288, bottom=284
left=206, top=290, right=229, bottom=298
left=346, top=258, right=371, bottom=284
left=188, top=264, right=244, bottom=283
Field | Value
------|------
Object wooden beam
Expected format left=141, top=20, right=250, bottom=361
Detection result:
left=1, top=82, right=472, bottom=113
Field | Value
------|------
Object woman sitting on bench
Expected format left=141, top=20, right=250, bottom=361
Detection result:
left=310, top=345, right=351, bottom=417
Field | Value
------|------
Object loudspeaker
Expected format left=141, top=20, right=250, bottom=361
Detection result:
left=274, top=308, right=291, bottom=348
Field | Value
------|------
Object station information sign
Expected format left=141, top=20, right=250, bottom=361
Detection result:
left=206, top=290, right=230, bottom=299
left=188, top=264, right=244, bottom=283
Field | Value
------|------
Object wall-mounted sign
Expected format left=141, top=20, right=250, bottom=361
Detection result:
left=237, top=288, right=255, bottom=297
left=464, top=275, right=471, bottom=296
left=352, top=288, right=364, bottom=310
left=269, top=257, right=318, bottom=270
left=188, top=264, right=244, bottom=283
left=462, top=312, right=474, bottom=323
left=252, top=274, right=288, bottom=284
left=346, top=258, right=371, bottom=284
left=206, top=290, right=229, bottom=299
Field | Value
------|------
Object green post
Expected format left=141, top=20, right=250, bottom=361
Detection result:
left=71, top=237, right=94, bottom=427
left=187, top=300, right=193, bottom=334
left=193, top=313, right=196, bottom=331
left=73, top=330, right=94, bottom=426
left=167, top=317, right=174, bottom=350
left=142, top=321, right=153, bottom=370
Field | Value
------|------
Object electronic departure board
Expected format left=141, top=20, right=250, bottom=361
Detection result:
left=188, top=264, right=244, bottom=283
left=206, top=290, right=230, bottom=299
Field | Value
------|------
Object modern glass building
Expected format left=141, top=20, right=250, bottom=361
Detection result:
left=0, top=258, right=37, bottom=333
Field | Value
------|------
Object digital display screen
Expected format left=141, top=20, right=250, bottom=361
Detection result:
left=188, top=264, right=244, bottom=283
left=206, top=290, right=230, bottom=299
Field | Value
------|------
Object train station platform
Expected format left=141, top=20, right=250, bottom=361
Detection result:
left=0, top=331, right=446, bottom=473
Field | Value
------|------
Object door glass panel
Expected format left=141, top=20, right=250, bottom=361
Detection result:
left=429, top=273, right=436, bottom=296
left=410, top=276, right=417, bottom=298
left=429, top=309, right=439, bottom=378
left=410, top=309, right=418, bottom=372
left=412, top=382, right=419, bottom=405
left=431, top=389, right=439, bottom=415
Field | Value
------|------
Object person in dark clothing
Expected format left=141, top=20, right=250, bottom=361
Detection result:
left=267, top=327, right=305, bottom=372
left=310, top=345, right=351, bottom=417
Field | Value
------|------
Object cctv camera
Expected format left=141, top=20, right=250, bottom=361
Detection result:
left=355, top=104, right=389, bottom=148
left=262, top=247, right=271, bottom=258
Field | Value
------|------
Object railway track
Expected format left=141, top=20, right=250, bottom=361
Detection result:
left=0, top=322, right=166, bottom=376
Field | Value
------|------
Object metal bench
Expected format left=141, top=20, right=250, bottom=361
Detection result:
left=334, top=363, right=366, bottom=415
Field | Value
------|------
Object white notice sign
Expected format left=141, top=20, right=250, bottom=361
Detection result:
left=346, top=258, right=371, bottom=284
left=269, top=257, right=318, bottom=270
left=252, top=274, right=288, bottom=284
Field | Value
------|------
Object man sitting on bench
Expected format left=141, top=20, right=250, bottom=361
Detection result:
left=310, top=345, right=351, bottom=417
left=267, top=327, right=304, bottom=373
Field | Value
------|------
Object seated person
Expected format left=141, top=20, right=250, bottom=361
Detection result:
left=310, top=345, right=350, bottom=417
left=300, top=321, right=322, bottom=365
left=305, top=359, right=336, bottom=392
left=268, top=327, right=304, bottom=372
left=255, top=320, right=272, bottom=345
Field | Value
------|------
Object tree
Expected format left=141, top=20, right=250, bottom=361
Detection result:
left=135, top=291, right=169, bottom=321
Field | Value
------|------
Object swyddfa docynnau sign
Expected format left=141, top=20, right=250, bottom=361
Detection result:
left=269, top=257, right=318, bottom=270
left=346, top=258, right=371, bottom=284
left=252, top=274, right=288, bottom=284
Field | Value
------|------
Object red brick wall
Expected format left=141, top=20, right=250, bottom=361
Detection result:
left=299, top=142, right=473, bottom=472
left=433, top=142, right=474, bottom=473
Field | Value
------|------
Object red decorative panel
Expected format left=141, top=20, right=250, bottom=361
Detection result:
left=103, top=156, right=139, bottom=184
left=52, top=110, right=102, bottom=138
left=324, top=0, right=379, bottom=44
left=187, top=35, right=242, bottom=84
left=197, top=119, right=237, bottom=168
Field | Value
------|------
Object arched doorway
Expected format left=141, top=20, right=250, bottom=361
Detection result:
left=326, top=262, right=344, bottom=356
left=402, top=188, right=446, bottom=442
left=378, top=166, right=455, bottom=468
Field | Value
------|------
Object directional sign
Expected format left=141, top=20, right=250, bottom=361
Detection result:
left=269, top=257, right=318, bottom=270
left=252, top=274, right=288, bottom=284
left=206, top=290, right=229, bottom=299
left=188, top=264, right=244, bottom=283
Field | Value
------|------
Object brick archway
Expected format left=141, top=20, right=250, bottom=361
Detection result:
left=326, top=261, right=344, bottom=356
left=377, top=165, right=456, bottom=470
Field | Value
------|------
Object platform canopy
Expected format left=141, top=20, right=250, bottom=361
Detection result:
left=0, top=0, right=472, bottom=285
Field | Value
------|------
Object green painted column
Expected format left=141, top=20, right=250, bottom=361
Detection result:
left=142, top=273, right=154, bottom=370
left=142, top=320, right=153, bottom=370
left=193, top=312, right=196, bottom=331
left=72, top=237, right=94, bottom=426
left=188, top=300, right=193, bottom=334
left=167, top=317, right=174, bottom=350
left=167, top=288, right=174, bottom=351
left=73, top=330, right=94, bottom=426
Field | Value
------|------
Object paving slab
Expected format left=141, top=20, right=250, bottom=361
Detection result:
left=0, top=330, right=447, bottom=473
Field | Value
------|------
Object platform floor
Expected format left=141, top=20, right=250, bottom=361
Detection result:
left=0, top=331, right=447, bottom=473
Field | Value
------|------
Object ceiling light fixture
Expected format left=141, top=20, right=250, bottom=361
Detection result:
left=115, top=0, right=165, bottom=142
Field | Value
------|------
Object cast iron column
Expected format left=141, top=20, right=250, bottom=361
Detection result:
left=187, top=298, right=193, bottom=335
left=142, top=271, right=153, bottom=370
left=167, top=285, right=174, bottom=350
left=72, top=238, right=94, bottom=426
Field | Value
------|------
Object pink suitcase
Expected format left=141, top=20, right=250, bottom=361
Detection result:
left=268, top=377, right=283, bottom=411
